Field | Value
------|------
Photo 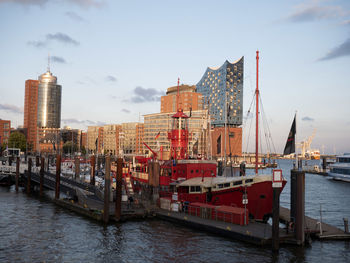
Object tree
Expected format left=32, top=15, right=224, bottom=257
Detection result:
left=8, top=132, right=26, bottom=152
left=63, top=141, right=78, bottom=154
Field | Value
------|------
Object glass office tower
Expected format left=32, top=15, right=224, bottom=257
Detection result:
left=37, top=69, right=62, bottom=128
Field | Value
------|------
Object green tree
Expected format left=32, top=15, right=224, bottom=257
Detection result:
left=8, top=132, right=26, bottom=152
left=63, top=141, right=78, bottom=154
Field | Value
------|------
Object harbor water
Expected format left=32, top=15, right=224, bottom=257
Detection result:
left=1, top=159, right=349, bottom=262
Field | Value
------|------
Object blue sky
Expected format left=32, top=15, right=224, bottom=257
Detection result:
left=0, top=0, right=349, bottom=154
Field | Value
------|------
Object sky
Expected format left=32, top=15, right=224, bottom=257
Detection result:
left=0, top=0, right=349, bottom=154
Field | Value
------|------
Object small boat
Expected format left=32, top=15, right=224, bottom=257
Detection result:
left=328, top=153, right=350, bottom=182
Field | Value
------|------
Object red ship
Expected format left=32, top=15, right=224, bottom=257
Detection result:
left=130, top=52, right=286, bottom=222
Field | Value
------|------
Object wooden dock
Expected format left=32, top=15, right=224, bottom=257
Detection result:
left=279, top=206, right=350, bottom=240
left=156, top=209, right=295, bottom=246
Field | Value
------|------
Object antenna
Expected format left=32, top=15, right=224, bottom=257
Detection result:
left=176, top=77, right=180, bottom=111
left=47, top=53, right=50, bottom=72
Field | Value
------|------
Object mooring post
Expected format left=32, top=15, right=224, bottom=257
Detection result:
left=115, top=158, right=123, bottom=221
left=36, top=155, right=40, bottom=167
left=75, top=157, right=80, bottom=181
left=27, top=158, right=32, bottom=194
left=90, top=155, right=96, bottom=186
left=40, top=157, right=45, bottom=197
left=344, top=218, right=349, bottom=233
left=103, top=155, right=111, bottom=224
left=272, top=187, right=281, bottom=251
left=291, top=169, right=305, bottom=245
left=272, top=169, right=282, bottom=252
left=15, top=157, right=20, bottom=192
left=55, top=154, right=61, bottom=199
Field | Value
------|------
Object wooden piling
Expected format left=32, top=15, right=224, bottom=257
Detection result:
left=291, top=170, right=305, bottom=245
left=75, top=157, right=80, bottom=180
left=115, top=158, right=123, bottom=221
left=36, top=155, right=40, bottom=167
left=40, top=157, right=45, bottom=197
left=55, top=154, right=61, bottom=199
left=90, top=155, right=96, bottom=186
left=103, top=156, right=111, bottom=224
left=27, top=158, right=32, bottom=194
left=344, top=218, right=349, bottom=233
left=272, top=187, right=280, bottom=251
left=15, top=157, right=20, bottom=192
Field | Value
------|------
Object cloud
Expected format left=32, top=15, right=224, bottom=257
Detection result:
left=27, top=40, right=47, bottom=48
left=302, top=116, right=314, bottom=122
left=46, top=33, right=79, bottom=46
left=65, top=11, right=85, bottom=22
left=51, top=56, right=66, bottom=64
left=66, top=0, right=105, bottom=9
left=130, top=86, right=164, bottom=103
left=0, top=0, right=105, bottom=8
left=106, top=75, right=117, bottom=82
left=121, top=109, right=130, bottom=113
left=0, top=0, right=48, bottom=6
left=286, top=1, right=347, bottom=23
left=62, top=118, right=106, bottom=126
left=341, top=19, right=350, bottom=25
left=0, top=103, right=23, bottom=114
left=28, top=32, right=79, bottom=49
left=319, top=37, right=350, bottom=61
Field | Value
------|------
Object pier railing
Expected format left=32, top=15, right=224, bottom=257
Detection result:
left=184, top=204, right=248, bottom=225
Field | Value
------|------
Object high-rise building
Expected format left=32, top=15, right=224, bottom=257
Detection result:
left=0, top=119, right=11, bottom=146
left=196, top=58, right=244, bottom=127
left=161, top=84, right=203, bottom=113
left=87, top=126, right=103, bottom=154
left=23, top=79, right=39, bottom=152
left=37, top=69, right=62, bottom=129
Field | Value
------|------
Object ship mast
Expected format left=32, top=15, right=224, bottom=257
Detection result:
left=255, top=50, right=259, bottom=174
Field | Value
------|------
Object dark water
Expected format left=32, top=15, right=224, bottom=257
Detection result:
left=1, top=159, right=349, bottom=263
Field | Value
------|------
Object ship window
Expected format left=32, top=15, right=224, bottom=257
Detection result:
left=245, top=179, right=253, bottom=184
left=223, top=183, right=230, bottom=187
left=190, top=186, right=201, bottom=192
left=218, top=184, right=223, bottom=189
left=233, top=180, right=242, bottom=186
left=191, top=170, right=193, bottom=173
left=196, top=169, right=199, bottom=173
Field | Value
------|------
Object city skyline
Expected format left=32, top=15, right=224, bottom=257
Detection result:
left=0, top=0, right=349, bottom=154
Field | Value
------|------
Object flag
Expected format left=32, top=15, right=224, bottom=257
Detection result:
left=155, top=131, right=160, bottom=140
left=283, top=115, right=296, bottom=155
left=217, top=134, right=221, bottom=154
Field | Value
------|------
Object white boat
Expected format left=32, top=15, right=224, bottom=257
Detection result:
left=328, top=153, right=350, bottom=182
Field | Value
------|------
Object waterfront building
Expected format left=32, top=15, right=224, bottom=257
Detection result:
left=102, top=124, right=121, bottom=155
left=61, top=127, right=81, bottom=150
left=161, top=84, right=203, bottom=113
left=143, top=110, right=210, bottom=160
left=87, top=126, right=103, bottom=154
left=120, top=123, right=138, bottom=155
left=23, top=79, right=39, bottom=152
left=211, top=126, right=242, bottom=158
left=196, top=57, right=244, bottom=127
left=81, top=132, right=87, bottom=150
left=135, top=123, right=144, bottom=154
left=0, top=119, right=11, bottom=146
